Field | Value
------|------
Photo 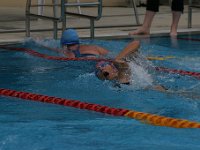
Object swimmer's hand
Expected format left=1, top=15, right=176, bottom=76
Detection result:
left=115, top=41, right=140, bottom=60
left=153, top=85, right=168, bottom=92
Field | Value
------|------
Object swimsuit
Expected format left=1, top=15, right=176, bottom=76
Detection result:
left=72, top=49, right=97, bottom=58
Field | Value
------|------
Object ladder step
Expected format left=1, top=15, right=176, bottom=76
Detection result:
left=65, top=2, right=100, bottom=7
left=31, top=4, right=60, bottom=7
left=65, top=12, right=97, bottom=19
left=28, top=13, right=60, bottom=21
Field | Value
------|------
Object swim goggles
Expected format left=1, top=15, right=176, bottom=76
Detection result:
left=95, top=61, right=118, bottom=80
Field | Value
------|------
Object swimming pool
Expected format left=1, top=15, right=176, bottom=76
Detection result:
left=0, top=34, right=200, bottom=150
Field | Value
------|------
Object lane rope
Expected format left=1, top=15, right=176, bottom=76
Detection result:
left=1, top=88, right=200, bottom=128
left=1, top=46, right=199, bottom=80
left=147, top=56, right=176, bottom=61
left=0, top=45, right=174, bottom=61
left=155, top=67, right=200, bottom=79
left=0, top=46, right=112, bottom=62
left=147, top=56, right=175, bottom=61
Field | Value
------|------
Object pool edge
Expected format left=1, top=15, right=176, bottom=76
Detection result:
left=0, top=28, right=200, bottom=45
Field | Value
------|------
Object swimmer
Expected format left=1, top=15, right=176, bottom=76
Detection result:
left=95, top=40, right=167, bottom=92
left=40, top=29, right=109, bottom=58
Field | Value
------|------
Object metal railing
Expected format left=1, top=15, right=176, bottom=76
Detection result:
left=130, top=0, right=140, bottom=25
left=25, top=0, right=140, bottom=39
left=26, top=0, right=103, bottom=39
left=188, top=0, right=200, bottom=28
left=26, top=0, right=62, bottom=39
left=63, top=0, right=103, bottom=39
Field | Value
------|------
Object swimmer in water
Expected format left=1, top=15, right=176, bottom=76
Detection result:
left=40, top=28, right=109, bottom=58
left=95, top=40, right=166, bottom=92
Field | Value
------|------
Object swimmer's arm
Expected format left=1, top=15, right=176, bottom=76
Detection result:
left=113, top=61, right=130, bottom=84
left=143, top=85, right=168, bottom=92
left=96, top=46, right=109, bottom=56
left=152, top=85, right=168, bottom=92
left=146, top=85, right=200, bottom=99
left=115, top=40, right=140, bottom=61
left=113, top=60, right=129, bottom=68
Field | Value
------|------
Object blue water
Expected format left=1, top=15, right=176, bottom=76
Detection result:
left=0, top=34, right=200, bottom=150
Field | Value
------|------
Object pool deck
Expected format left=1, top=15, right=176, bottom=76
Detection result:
left=0, top=5, right=200, bottom=44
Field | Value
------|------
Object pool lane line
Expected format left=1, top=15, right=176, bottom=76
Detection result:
left=1, top=46, right=200, bottom=79
left=155, top=67, right=200, bottom=79
left=0, top=46, right=112, bottom=62
left=0, top=45, right=175, bottom=61
left=147, top=56, right=175, bottom=61
left=177, top=37, right=200, bottom=42
left=1, top=88, right=200, bottom=128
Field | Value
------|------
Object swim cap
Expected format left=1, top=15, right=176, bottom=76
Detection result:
left=60, top=29, right=80, bottom=45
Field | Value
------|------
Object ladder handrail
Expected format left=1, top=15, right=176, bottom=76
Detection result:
left=63, top=0, right=103, bottom=38
left=25, top=0, right=140, bottom=39
left=130, top=0, right=140, bottom=25
left=64, top=0, right=102, bottom=21
left=188, top=0, right=200, bottom=28
left=65, top=2, right=100, bottom=6
left=26, top=0, right=60, bottom=39
left=30, top=4, right=60, bottom=7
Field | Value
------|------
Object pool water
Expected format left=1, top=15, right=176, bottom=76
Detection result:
left=0, top=34, right=200, bottom=150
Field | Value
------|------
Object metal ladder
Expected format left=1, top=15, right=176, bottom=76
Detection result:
left=64, top=0, right=140, bottom=38
left=37, top=0, right=81, bottom=17
left=130, top=0, right=140, bottom=25
left=26, top=0, right=103, bottom=39
left=26, top=0, right=62, bottom=39
left=188, top=0, right=200, bottom=28
left=63, top=0, right=103, bottom=39
left=25, top=0, right=140, bottom=39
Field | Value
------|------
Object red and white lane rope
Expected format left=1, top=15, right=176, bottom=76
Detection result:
left=1, top=46, right=199, bottom=80
left=155, top=67, right=200, bottom=79
left=0, top=46, right=112, bottom=62
left=1, top=88, right=200, bottom=128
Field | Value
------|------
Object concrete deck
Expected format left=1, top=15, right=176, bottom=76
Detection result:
left=0, top=5, right=200, bottom=44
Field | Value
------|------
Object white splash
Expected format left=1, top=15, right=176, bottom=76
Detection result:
left=129, top=61, right=154, bottom=88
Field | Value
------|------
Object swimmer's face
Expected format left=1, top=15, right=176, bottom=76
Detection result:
left=63, top=44, right=79, bottom=51
left=96, top=61, right=119, bottom=80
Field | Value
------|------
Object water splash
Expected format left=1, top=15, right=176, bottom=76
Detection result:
left=129, top=61, right=153, bottom=89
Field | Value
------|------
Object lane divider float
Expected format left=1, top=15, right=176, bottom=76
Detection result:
left=1, top=88, right=200, bottom=128
left=0, top=45, right=174, bottom=61
left=1, top=46, right=199, bottom=80
left=147, top=56, right=175, bottom=61
left=155, top=67, right=200, bottom=79
left=0, top=46, right=112, bottom=62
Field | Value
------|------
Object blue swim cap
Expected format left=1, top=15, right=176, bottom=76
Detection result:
left=60, top=29, right=80, bottom=45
